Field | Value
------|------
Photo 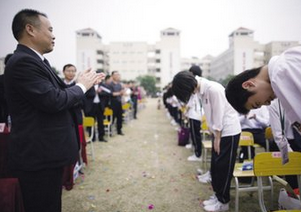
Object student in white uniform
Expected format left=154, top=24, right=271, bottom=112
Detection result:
left=269, top=99, right=301, bottom=191
left=185, top=93, right=202, bottom=161
left=226, top=46, right=301, bottom=136
left=172, top=71, right=241, bottom=212
left=186, top=65, right=203, bottom=161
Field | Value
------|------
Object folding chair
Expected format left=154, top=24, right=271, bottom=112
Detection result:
left=122, top=102, right=132, bottom=123
left=253, top=126, right=273, bottom=152
left=233, top=131, right=273, bottom=212
left=200, top=117, right=212, bottom=170
left=254, top=152, right=301, bottom=212
left=103, top=107, right=113, bottom=137
left=83, top=117, right=95, bottom=161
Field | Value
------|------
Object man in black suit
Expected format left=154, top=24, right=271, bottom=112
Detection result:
left=4, top=9, right=104, bottom=212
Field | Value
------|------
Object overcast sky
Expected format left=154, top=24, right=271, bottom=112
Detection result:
left=1, top=0, right=301, bottom=71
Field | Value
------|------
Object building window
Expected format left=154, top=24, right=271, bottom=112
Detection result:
left=156, top=59, right=160, bottom=63
left=156, top=77, right=161, bottom=83
left=156, top=68, right=161, bottom=73
left=167, top=32, right=175, bottom=36
left=82, top=33, right=90, bottom=37
left=155, top=49, right=161, bottom=54
left=96, top=50, right=103, bottom=55
left=97, top=59, right=104, bottom=64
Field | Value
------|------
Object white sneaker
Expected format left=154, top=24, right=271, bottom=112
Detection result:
left=198, top=170, right=210, bottom=178
left=203, top=200, right=229, bottom=211
left=203, top=195, right=217, bottom=206
left=198, top=171, right=211, bottom=183
left=197, top=168, right=204, bottom=175
left=187, top=154, right=202, bottom=162
left=185, top=144, right=192, bottom=149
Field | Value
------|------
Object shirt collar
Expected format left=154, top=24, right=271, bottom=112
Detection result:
left=28, top=47, right=44, bottom=61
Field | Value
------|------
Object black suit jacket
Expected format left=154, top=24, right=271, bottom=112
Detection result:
left=4, top=44, right=84, bottom=171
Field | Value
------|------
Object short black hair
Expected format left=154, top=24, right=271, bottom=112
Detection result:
left=225, top=66, right=262, bottom=114
left=172, top=71, right=197, bottom=103
left=12, top=9, right=47, bottom=41
left=62, top=64, right=75, bottom=71
left=188, top=65, right=202, bottom=77
left=105, top=74, right=111, bottom=81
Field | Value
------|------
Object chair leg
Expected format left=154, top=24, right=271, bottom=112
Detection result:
left=257, top=177, right=268, bottom=212
left=235, top=177, right=240, bottom=212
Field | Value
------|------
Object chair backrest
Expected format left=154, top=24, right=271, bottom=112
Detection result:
left=122, top=103, right=131, bottom=110
left=104, top=107, right=113, bottom=116
left=239, top=131, right=254, bottom=147
left=254, top=152, right=301, bottom=212
left=83, top=117, right=95, bottom=128
left=265, top=127, right=273, bottom=140
left=201, top=118, right=209, bottom=131
left=254, top=152, right=301, bottom=177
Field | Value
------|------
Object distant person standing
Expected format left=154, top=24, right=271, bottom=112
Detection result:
left=172, top=71, right=241, bottom=212
left=130, top=80, right=139, bottom=119
left=4, top=9, right=104, bottom=212
left=109, top=71, right=124, bottom=135
left=61, top=63, right=86, bottom=189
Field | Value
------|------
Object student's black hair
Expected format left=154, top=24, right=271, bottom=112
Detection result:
left=225, top=66, right=262, bottom=114
left=12, top=9, right=47, bottom=41
left=188, top=65, right=202, bottom=77
left=172, top=71, right=197, bottom=104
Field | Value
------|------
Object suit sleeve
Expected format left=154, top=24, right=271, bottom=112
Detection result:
left=12, top=57, right=84, bottom=113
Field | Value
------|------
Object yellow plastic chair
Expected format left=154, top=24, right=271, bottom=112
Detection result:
left=83, top=117, right=95, bottom=161
left=122, top=102, right=132, bottom=123
left=233, top=131, right=273, bottom=212
left=103, top=107, right=113, bottom=137
left=253, top=127, right=273, bottom=151
left=254, top=152, right=301, bottom=212
left=200, top=116, right=212, bottom=169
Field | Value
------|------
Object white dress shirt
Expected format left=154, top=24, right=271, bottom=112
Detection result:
left=239, top=106, right=270, bottom=130
left=268, top=46, right=301, bottom=123
left=197, top=77, right=241, bottom=137
left=185, top=93, right=202, bottom=121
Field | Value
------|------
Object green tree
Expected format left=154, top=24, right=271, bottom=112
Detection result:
left=136, top=75, right=158, bottom=96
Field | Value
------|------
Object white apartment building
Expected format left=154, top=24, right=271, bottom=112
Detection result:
left=76, top=27, right=181, bottom=89
left=264, top=41, right=300, bottom=63
left=76, top=28, right=108, bottom=73
left=181, top=55, right=214, bottom=78
left=210, top=27, right=265, bottom=81
left=109, top=42, right=149, bottom=81
left=154, top=28, right=181, bottom=87
left=210, top=27, right=300, bottom=81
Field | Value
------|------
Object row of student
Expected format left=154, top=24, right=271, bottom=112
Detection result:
left=168, top=46, right=301, bottom=211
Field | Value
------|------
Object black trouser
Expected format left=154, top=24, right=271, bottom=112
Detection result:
left=86, top=103, right=105, bottom=140
left=132, top=97, right=138, bottom=119
left=189, top=118, right=202, bottom=157
left=11, top=167, right=64, bottom=212
left=111, top=99, right=123, bottom=133
left=211, top=133, right=240, bottom=204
